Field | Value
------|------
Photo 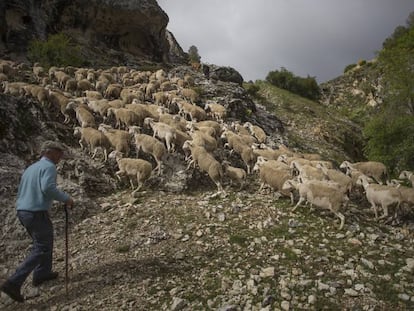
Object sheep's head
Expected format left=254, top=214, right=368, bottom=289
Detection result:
left=339, top=161, right=350, bottom=170
left=108, top=150, right=123, bottom=160
left=73, top=127, right=81, bottom=136
left=182, top=140, right=193, bottom=151
left=355, top=175, right=368, bottom=187
left=143, top=117, right=153, bottom=127
left=128, top=126, right=141, bottom=135
left=282, top=179, right=296, bottom=191
left=399, top=170, right=412, bottom=179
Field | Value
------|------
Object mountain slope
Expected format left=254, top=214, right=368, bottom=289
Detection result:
left=252, top=80, right=365, bottom=163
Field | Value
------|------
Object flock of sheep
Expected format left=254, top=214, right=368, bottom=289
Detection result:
left=1, top=58, right=414, bottom=230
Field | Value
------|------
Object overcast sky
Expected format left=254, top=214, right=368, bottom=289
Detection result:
left=157, top=0, right=413, bottom=83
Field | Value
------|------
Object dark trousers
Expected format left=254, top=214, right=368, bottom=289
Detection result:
left=8, top=211, right=54, bottom=287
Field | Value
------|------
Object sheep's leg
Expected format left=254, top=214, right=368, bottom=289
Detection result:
left=379, top=204, right=389, bottom=219
left=246, top=164, right=251, bottom=175
left=371, top=203, right=379, bottom=220
left=258, top=182, right=266, bottom=192
left=186, top=159, right=196, bottom=170
left=91, top=147, right=98, bottom=159
left=153, top=159, right=162, bottom=176
left=115, top=171, right=124, bottom=183
left=135, top=173, right=143, bottom=191
left=290, top=193, right=294, bottom=205
left=63, top=114, right=70, bottom=124
left=103, top=149, right=108, bottom=162
left=78, top=139, right=84, bottom=150
left=335, top=212, right=345, bottom=230
left=129, top=176, right=136, bottom=190
left=292, top=197, right=305, bottom=212
left=165, top=138, right=171, bottom=153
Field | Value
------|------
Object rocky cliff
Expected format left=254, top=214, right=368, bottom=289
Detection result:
left=0, top=0, right=186, bottom=64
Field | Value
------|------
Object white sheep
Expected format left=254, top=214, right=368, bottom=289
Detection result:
left=220, top=130, right=257, bottom=174
left=254, top=156, right=290, bottom=172
left=291, top=161, right=327, bottom=181
left=231, top=121, right=251, bottom=136
left=104, top=83, right=122, bottom=99
left=187, top=122, right=217, bottom=138
left=396, top=186, right=414, bottom=210
left=175, top=99, right=207, bottom=121
left=53, top=70, right=70, bottom=88
left=88, top=99, right=111, bottom=120
left=282, top=179, right=348, bottom=230
left=222, top=161, right=246, bottom=190
left=107, top=107, right=140, bottom=129
left=158, top=111, right=187, bottom=132
left=251, top=144, right=286, bottom=160
left=129, top=126, right=166, bottom=176
left=253, top=160, right=293, bottom=203
left=180, top=88, right=200, bottom=103
left=243, top=122, right=267, bottom=144
left=98, top=124, right=131, bottom=157
left=46, top=90, right=72, bottom=121
left=84, top=90, right=104, bottom=100
left=386, top=180, right=414, bottom=211
left=66, top=102, right=96, bottom=128
left=189, top=130, right=217, bottom=152
left=193, top=120, right=223, bottom=137
left=183, top=141, right=223, bottom=192
left=356, top=175, right=402, bottom=219
left=108, top=150, right=152, bottom=194
left=399, top=170, right=414, bottom=187
left=340, top=160, right=387, bottom=184
left=73, top=126, right=111, bottom=161
left=22, top=84, right=49, bottom=107
left=317, top=164, right=352, bottom=194
left=205, top=102, right=227, bottom=121
left=143, top=117, right=177, bottom=152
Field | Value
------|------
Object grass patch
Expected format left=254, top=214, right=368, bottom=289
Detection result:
left=228, top=234, right=248, bottom=246
left=115, top=244, right=130, bottom=253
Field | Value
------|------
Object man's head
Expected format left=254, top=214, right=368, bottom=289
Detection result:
left=41, top=140, right=67, bottom=164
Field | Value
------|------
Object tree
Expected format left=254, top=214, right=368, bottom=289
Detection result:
left=188, top=45, right=201, bottom=64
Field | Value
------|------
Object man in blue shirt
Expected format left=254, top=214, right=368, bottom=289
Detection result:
left=1, top=140, right=74, bottom=303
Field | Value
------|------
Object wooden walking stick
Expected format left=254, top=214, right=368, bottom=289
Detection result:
left=64, top=204, right=69, bottom=297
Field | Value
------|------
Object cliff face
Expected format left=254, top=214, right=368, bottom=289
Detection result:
left=0, top=0, right=186, bottom=63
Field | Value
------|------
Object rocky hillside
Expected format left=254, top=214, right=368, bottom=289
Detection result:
left=0, top=0, right=186, bottom=65
left=320, top=60, right=383, bottom=124
left=1, top=58, right=414, bottom=310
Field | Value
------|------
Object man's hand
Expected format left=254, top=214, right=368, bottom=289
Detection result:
left=65, top=197, right=74, bottom=209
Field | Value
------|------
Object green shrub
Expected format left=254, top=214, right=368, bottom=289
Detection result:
left=357, top=59, right=367, bottom=66
left=344, top=63, right=357, bottom=73
left=28, top=33, right=84, bottom=68
left=244, top=83, right=260, bottom=97
left=265, top=67, right=320, bottom=100
left=363, top=113, right=414, bottom=173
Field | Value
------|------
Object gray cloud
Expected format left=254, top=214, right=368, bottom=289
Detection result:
left=158, top=0, right=413, bottom=82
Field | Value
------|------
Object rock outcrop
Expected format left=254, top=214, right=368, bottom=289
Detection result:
left=0, top=0, right=186, bottom=64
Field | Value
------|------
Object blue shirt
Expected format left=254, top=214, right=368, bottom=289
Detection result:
left=16, top=157, right=70, bottom=212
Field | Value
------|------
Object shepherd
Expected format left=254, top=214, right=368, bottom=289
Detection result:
left=0, top=140, right=74, bottom=303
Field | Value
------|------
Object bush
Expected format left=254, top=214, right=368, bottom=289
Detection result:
left=265, top=67, right=320, bottom=100
left=28, top=33, right=84, bottom=68
left=363, top=113, right=414, bottom=173
left=244, top=83, right=260, bottom=97
left=357, top=59, right=367, bottom=66
left=344, top=63, right=357, bottom=73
